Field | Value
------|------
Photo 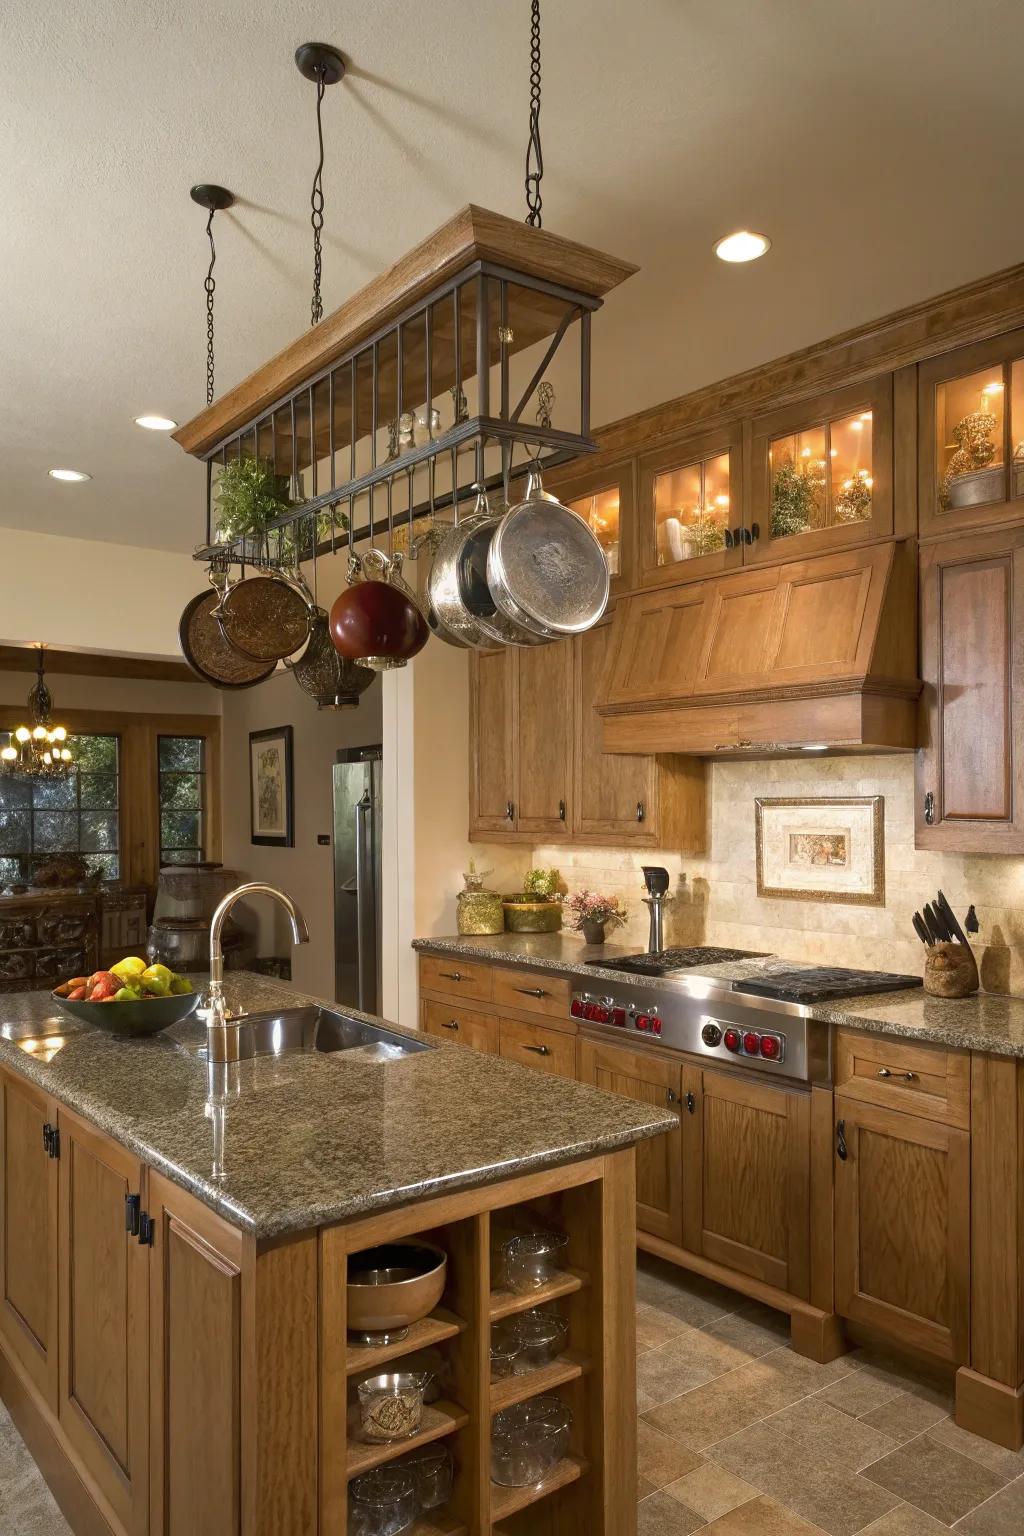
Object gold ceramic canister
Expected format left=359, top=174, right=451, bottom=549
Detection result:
left=502, top=899, right=563, bottom=934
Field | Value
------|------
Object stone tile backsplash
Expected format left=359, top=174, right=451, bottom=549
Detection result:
left=533, top=756, right=1024, bottom=994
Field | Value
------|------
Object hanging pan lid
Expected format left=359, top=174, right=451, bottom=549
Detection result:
left=486, top=466, right=610, bottom=636
left=216, top=570, right=313, bottom=662
left=178, top=588, right=276, bottom=689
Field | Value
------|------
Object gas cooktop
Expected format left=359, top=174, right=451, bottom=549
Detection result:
left=585, top=946, right=765, bottom=978
left=732, top=967, right=922, bottom=1004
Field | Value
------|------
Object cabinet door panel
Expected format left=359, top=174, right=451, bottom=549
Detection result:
left=469, top=649, right=517, bottom=834
left=834, top=1098, right=969, bottom=1362
left=578, top=1038, right=682, bottom=1242
left=0, top=1069, right=58, bottom=1409
left=917, top=527, right=1024, bottom=851
left=683, top=1069, right=810, bottom=1298
left=58, top=1109, right=148, bottom=1535
left=574, top=618, right=657, bottom=841
left=516, top=642, right=573, bottom=835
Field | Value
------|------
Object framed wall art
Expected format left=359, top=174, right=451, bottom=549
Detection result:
left=755, top=795, right=884, bottom=905
left=249, top=725, right=294, bottom=847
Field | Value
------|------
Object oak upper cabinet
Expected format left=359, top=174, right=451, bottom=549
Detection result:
left=546, top=454, right=637, bottom=596
left=58, top=1106, right=149, bottom=1536
left=0, top=1067, right=58, bottom=1411
left=919, top=327, right=1024, bottom=539
left=681, top=1068, right=811, bottom=1299
left=469, top=647, right=517, bottom=835
left=515, top=639, right=574, bottom=836
left=834, top=1098, right=970, bottom=1363
left=748, top=375, right=894, bottom=564
left=639, top=424, right=744, bottom=587
left=916, top=526, right=1024, bottom=852
left=574, top=616, right=657, bottom=842
left=578, top=1037, right=683, bottom=1243
left=148, top=1170, right=245, bottom=1536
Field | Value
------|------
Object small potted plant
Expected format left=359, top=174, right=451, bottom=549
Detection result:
left=564, top=889, right=627, bottom=947
left=503, top=867, right=564, bottom=933
left=215, top=457, right=344, bottom=564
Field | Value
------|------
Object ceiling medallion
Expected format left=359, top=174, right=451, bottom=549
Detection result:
left=1, top=649, right=76, bottom=781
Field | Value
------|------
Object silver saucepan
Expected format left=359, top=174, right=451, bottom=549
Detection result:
left=486, top=464, right=610, bottom=639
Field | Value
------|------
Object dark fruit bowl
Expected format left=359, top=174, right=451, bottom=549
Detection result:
left=51, top=990, right=201, bottom=1038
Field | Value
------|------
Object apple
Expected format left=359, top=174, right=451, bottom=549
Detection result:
left=141, top=963, right=172, bottom=987
left=169, top=975, right=193, bottom=995
left=113, top=986, right=141, bottom=1002
left=111, top=957, right=147, bottom=981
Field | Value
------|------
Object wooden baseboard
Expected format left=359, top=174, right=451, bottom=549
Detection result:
left=0, top=1344, right=117, bottom=1536
left=956, top=1367, right=1024, bottom=1451
left=789, top=1308, right=848, bottom=1365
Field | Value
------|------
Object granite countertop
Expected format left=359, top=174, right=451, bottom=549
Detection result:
left=412, top=934, right=1024, bottom=1059
left=0, top=973, right=673, bottom=1240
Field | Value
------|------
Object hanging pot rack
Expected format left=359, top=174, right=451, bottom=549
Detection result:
left=175, top=205, right=637, bottom=567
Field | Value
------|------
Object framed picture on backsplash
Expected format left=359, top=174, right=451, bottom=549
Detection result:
left=249, top=725, right=294, bottom=847
left=755, top=796, right=884, bottom=905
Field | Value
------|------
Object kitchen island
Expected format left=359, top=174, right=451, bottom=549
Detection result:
left=0, top=973, right=673, bottom=1536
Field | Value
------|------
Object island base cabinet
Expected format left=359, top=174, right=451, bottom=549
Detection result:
left=0, top=1067, right=58, bottom=1413
left=57, top=1106, right=149, bottom=1536
left=834, top=1097, right=970, bottom=1363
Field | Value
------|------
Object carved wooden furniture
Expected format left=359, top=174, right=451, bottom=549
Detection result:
left=0, top=892, right=98, bottom=994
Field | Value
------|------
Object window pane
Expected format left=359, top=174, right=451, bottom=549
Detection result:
left=160, top=773, right=202, bottom=810
left=830, top=411, right=874, bottom=525
left=80, top=812, right=118, bottom=852
left=161, top=849, right=200, bottom=866
left=70, top=734, right=117, bottom=772
left=79, top=774, right=117, bottom=810
left=567, top=487, right=620, bottom=577
left=0, top=856, right=21, bottom=885
left=159, top=736, right=203, bottom=771
left=770, top=427, right=827, bottom=538
left=0, top=779, right=31, bottom=811
left=161, top=811, right=200, bottom=850
left=32, top=776, right=77, bottom=810
left=0, top=811, right=30, bottom=855
left=33, top=811, right=79, bottom=852
left=935, top=366, right=1005, bottom=513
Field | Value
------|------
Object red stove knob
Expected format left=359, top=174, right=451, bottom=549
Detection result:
left=635, top=1014, right=650, bottom=1031
left=649, top=1017, right=663, bottom=1036
left=611, top=1007, right=627, bottom=1027
left=593, top=1005, right=610, bottom=1024
left=759, top=1034, right=781, bottom=1060
left=723, top=1028, right=741, bottom=1053
left=742, top=1032, right=760, bottom=1055
left=570, top=998, right=584, bottom=1018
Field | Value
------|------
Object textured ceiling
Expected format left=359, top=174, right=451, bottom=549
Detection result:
left=4, top=0, right=1024, bottom=552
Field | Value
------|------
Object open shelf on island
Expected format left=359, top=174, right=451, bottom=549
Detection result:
left=345, top=1308, right=465, bottom=1375
left=345, top=1400, right=469, bottom=1480
left=488, top=1269, right=587, bottom=1322
left=490, top=1456, right=587, bottom=1523
left=489, top=1353, right=586, bottom=1413
left=410, top=1518, right=466, bottom=1536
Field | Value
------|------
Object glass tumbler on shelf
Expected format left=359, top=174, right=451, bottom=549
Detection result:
left=398, top=1442, right=454, bottom=1511
left=513, top=1308, right=569, bottom=1374
left=348, top=1465, right=418, bottom=1536
left=502, top=1229, right=569, bottom=1294
left=490, top=1319, right=521, bottom=1379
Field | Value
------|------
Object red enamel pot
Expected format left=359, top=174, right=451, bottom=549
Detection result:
left=329, top=579, right=429, bottom=670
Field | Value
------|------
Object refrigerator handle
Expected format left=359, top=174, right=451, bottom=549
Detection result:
left=354, top=791, right=377, bottom=1013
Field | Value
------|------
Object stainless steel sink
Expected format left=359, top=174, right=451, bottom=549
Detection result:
left=218, top=1006, right=430, bottom=1062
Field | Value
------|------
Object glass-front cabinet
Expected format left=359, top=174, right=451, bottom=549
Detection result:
left=639, top=425, right=743, bottom=584
left=919, top=327, right=1024, bottom=538
left=545, top=456, right=636, bottom=594
left=747, top=376, right=894, bottom=564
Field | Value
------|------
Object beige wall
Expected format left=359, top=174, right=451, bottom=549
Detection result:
left=220, top=668, right=383, bottom=998
left=0, top=668, right=219, bottom=717
left=534, top=754, right=1024, bottom=994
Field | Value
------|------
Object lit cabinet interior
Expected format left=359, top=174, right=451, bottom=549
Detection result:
left=652, top=451, right=731, bottom=565
left=768, top=409, right=874, bottom=541
left=919, top=330, right=1024, bottom=537
left=565, top=484, right=621, bottom=577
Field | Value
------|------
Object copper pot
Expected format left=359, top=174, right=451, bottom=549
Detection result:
left=330, top=555, right=428, bottom=670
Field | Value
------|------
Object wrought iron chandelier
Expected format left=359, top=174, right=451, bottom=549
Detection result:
left=0, top=649, right=75, bottom=781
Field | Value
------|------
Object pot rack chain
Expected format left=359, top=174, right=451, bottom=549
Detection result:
left=310, top=66, right=327, bottom=327
left=525, top=0, right=544, bottom=227
left=204, top=210, right=217, bottom=404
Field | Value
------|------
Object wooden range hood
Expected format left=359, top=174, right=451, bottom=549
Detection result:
left=597, top=541, right=920, bottom=756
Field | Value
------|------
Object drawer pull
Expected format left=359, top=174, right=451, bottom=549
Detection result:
left=524, top=1044, right=550, bottom=1056
left=442, top=1020, right=460, bottom=1031
left=877, top=1067, right=917, bottom=1082
left=515, top=986, right=549, bottom=998
left=836, top=1119, right=848, bottom=1162
left=438, top=970, right=463, bottom=982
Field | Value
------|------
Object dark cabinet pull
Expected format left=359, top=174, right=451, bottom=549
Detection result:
left=636, top=801, right=645, bottom=823
left=515, top=987, right=548, bottom=999
left=666, top=1088, right=678, bottom=1105
left=438, top=970, right=463, bottom=982
left=125, top=1193, right=141, bottom=1236
left=924, top=791, right=935, bottom=826
left=505, top=801, right=515, bottom=822
left=525, top=1044, right=550, bottom=1056
left=42, top=1122, right=53, bottom=1155
left=138, top=1212, right=154, bottom=1246
left=723, top=528, right=734, bottom=550
left=558, top=799, right=566, bottom=821
left=836, top=1119, right=848, bottom=1162
left=685, top=1092, right=696, bottom=1114
left=732, top=526, right=743, bottom=546
left=442, top=1020, right=460, bottom=1030
left=749, top=521, right=760, bottom=542
left=42, top=1123, right=59, bottom=1159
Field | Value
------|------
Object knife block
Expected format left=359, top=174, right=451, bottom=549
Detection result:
left=924, top=941, right=979, bottom=998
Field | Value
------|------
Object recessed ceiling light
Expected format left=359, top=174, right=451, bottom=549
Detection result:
left=134, top=414, right=178, bottom=431
left=48, top=468, right=91, bottom=482
left=714, top=230, right=771, bottom=263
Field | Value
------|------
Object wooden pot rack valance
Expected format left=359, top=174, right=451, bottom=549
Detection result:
left=174, top=205, right=636, bottom=562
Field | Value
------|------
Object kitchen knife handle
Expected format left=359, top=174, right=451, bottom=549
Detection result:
left=912, top=912, right=931, bottom=947
left=936, top=890, right=970, bottom=948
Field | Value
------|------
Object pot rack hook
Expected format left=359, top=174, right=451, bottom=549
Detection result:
left=190, top=184, right=234, bottom=406
left=295, top=43, right=347, bottom=329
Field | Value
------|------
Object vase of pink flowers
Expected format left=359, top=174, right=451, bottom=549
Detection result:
left=564, top=889, right=627, bottom=947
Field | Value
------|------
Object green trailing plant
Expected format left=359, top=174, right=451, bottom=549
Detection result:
left=214, top=456, right=345, bottom=564
left=770, top=458, right=825, bottom=538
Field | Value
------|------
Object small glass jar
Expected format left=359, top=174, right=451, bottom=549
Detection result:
left=502, top=1230, right=569, bottom=1294
left=398, top=1442, right=454, bottom=1511
left=348, top=1465, right=418, bottom=1536
left=356, top=1372, right=429, bottom=1443
left=513, top=1309, right=568, bottom=1374
left=490, top=1319, right=521, bottom=1379
left=490, top=1396, right=572, bottom=1487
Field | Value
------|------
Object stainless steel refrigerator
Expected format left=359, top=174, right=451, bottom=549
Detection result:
left=333, top=747, right=382, bottom=1012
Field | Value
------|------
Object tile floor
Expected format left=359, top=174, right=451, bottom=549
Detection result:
left=635, top=1253, right=1024, bottom=1534
left=3, top=1255, right=1024, bottom=1534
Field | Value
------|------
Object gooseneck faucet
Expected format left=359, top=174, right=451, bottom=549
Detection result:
left=206, top=882, right=309, bottom=1063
